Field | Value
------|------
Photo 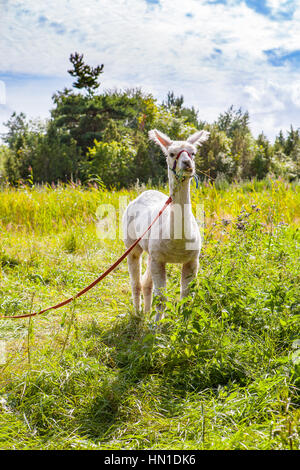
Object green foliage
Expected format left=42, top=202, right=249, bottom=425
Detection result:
left=197, top=124, right=234, bottom=179
left=0, top=145, right=19, bottom=183
left=84, top=138, right=137, bottom=188
left=0, top=182, right=299, bottom=449
left=68, top=52, right=104, bottom=96
left=162, top=91, right=201, bottom=128
left=217, top=105, right=250, bottom=138
left=270, top=127, right=300, bottom=181
left=1, top=56, right=299, bottom=186
left=1, top=115, right=81, bottom=184
left=50, top=87, right=149, bottom=159
left=1, top=111, right=29, bottom=148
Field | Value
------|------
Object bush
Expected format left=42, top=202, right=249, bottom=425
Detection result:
left=83, top=138, right=137, bottom=188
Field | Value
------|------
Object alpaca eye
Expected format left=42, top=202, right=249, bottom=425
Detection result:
left=170, top=152, right=175, bottom=157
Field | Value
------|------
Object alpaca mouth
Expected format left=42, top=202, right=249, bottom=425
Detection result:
left=184, top=168, right=194, bottom=176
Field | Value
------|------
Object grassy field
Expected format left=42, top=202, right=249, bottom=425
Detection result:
left=0, top=179, right=299, bottom=450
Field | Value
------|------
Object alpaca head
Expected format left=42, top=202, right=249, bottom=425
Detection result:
left=149, top=129, right=210, bottom=178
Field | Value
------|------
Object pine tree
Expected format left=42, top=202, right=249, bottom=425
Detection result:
left=68, top=52, right=104, bottom=96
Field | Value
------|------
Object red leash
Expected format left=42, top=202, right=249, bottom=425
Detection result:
left=1, top=196, right=173, bottom=320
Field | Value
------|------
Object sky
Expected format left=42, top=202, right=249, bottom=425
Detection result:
left=0, top=0, right=300, bottom=141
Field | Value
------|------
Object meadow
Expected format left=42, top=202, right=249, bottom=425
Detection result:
left=0, top=179, right=299, bottom=450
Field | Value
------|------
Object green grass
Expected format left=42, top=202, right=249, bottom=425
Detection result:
left=0, top=179, right=299, bottom=450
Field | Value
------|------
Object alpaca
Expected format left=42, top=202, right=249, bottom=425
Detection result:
left=122, top=128, right=210, bottom=320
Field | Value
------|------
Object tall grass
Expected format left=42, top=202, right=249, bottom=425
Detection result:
left=0, top=178, right=299, bottom=233
left=0, top=179, right=299, bottom=450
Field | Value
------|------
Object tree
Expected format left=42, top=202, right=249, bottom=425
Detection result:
left=83, top=138, right=137, bottom=188
left=217, top=105, right=250, bottom=138
left=162, top=91, right=203, bottom=128
left=274, top=130, right=285, bottom=152
left=2, top=112, right=29, bottom=149
left=51, top=88, right=146, bottom=156
left=68, top=52, right=104, bottom=96
left=1, top=113, right=81, bottom=183
left=285, top=125, right=300, bottom=156
left=30, top=122, right=81, bottom=183
left=163, top=91, right=184, bottom=110
left=2, top=53, right=299, bottom=186
left=196, top=124, right=234, bottom=180
left=250, top=133, right=273, bottom=180
left=2, top=113, right=44, bottom=182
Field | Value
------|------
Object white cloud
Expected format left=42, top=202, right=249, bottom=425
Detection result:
left=266, top=0, right=293, bottom=14
left=0, top=0, right=300, bottom=140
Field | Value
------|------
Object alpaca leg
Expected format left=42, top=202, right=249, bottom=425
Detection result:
left=142, top=256, right=153, bottom=313
left=127, top=246, right=143, bottom=313
left=150, top=258, right=166, bottom=321
left=181, top=259, right=199, bottom=298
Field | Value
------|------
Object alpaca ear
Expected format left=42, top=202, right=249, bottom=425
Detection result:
left=187, top=130, right=210, bottom=147
left=149, top=129, right=172, bottom=155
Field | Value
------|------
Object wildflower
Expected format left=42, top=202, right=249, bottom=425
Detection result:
left=221, top=219, right=231, bottom=226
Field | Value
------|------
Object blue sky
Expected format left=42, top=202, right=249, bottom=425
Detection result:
left=0, top=0, right=300, bottom=141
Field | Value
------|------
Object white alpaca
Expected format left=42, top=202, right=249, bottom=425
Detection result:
left=123, top=128, right=210, bottom=320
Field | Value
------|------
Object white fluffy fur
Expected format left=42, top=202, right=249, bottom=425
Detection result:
left=123, top=128, right=210, bottom=320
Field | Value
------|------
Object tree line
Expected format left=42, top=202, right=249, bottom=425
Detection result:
left=0, top=53, right=299, bottom=188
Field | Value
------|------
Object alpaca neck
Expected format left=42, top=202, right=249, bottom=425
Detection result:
left=168, top=170, right=193, bottom=240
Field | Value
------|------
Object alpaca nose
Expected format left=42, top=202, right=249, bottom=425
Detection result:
left=182, top=159, right=192, bottom=170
